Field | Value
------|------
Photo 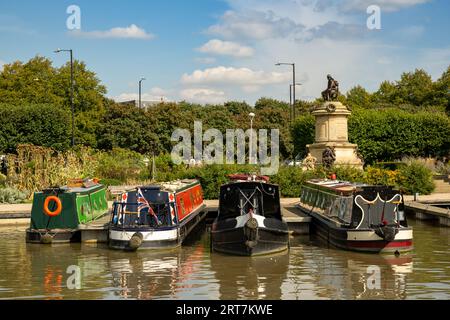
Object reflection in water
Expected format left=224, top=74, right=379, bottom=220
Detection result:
left=210, top=252, right=289, bottom=300
left=0, top=219, right=448, bottom=300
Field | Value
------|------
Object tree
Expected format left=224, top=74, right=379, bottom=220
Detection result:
left=0, top=104, right=71, bottom=153
left=0, top=56, right=63, bottom=106
left=97, top=103, right=160, bottom=154
left=346, top=85, right=372, bottom=109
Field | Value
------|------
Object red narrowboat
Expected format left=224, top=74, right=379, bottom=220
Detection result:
left=109, top=179, right=206, bottom=251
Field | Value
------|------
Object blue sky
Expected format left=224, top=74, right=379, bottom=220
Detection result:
left=0, top=0, right=449, bottom=104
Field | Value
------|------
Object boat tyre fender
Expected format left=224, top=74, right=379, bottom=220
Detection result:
left=375, top=225, right=399, bottom=242
left=40, top=233, right=53, bottom=244
left=244, top=218, right=259, bottom=248
left=246, top=218, right=258, bottom=230
left=129, top=232, right=143, bottom=250
left=43, top=196, right=62, bottom=217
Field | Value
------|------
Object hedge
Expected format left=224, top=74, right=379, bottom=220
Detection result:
left=0, top=103, right=71, bottom=153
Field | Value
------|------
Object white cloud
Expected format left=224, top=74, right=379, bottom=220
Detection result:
left=0, top=60, right=4, bottom=71
left=181, top=66, right=291, bottom=86
left=206, top=10, right=304, bottom=40
left=186, top=0, right=444, bottom=104
left=197, top=39, right=254, bottom=57
left=180, top=88, right=227, bottom=104
left=113, top=87, right=170, bottom=102
left=69, top=24, right=154, bottom=39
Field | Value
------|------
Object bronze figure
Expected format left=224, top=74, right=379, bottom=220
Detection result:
left=321, top=74, right=339, bottom=101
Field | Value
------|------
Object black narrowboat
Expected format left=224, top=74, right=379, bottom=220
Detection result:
left=298, top=179, right=413, bottom=254
left=211, top=174, right=289, bottom=256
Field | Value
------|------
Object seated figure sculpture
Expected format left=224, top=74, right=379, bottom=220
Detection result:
left=321, top=74, right=339, bottom=101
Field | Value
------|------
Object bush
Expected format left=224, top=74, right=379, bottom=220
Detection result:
left=271, top=166, right=314, bottom=198
left=349, top=109, right=450, bottom=164
left=398, top=159, right=435, bottom=194
left=332, top=166, right=365, bottom=183
left=94, top=148, right=146, bottom=183
left=364, top=166, right=401, bottom=187
left=0, top=104, right=71, bottom=153
left=0, top=188, right=29, bottom=204
left=0, top=173, right=6, bottom=187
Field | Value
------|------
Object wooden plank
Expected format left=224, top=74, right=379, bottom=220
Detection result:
left=405, top=201, right=450, bottom=218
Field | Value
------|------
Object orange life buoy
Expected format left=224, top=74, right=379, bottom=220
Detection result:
left=43, top=196, right=62, bottom=217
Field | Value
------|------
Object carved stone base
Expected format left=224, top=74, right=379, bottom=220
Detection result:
left=306, top=142, right=363, bottom=170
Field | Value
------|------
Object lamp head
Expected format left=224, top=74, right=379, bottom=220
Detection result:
left=249, top=112, right=255, bottom=118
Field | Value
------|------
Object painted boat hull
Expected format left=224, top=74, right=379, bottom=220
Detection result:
left=108, top=204, right=206, bottom=251
left=26, top=229, right=80, bottom=244
left=211, top=215, right=289, bottom=256
left=308, top=209, right=413, bottom=254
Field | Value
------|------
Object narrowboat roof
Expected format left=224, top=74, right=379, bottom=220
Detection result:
left=38, top=183, right=105, bottom=195
left=144, top=179, right=200, bottom=193
left=304, top=179, right=368, bottom=195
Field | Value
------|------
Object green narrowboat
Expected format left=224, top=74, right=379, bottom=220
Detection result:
left=26, top=181, right=109, bottom=244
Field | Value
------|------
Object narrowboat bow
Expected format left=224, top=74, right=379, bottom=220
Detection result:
left=211, top=174, right=289, bottom=256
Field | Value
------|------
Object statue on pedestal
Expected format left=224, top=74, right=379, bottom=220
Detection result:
left=322, top=147, right=336, bottom=169
left=302, top=152, right=317, bottom=171
left=321, top=74, right=339, bottom=101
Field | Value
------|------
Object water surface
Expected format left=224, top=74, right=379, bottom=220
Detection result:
left=0, top=219, right=448, bottom=300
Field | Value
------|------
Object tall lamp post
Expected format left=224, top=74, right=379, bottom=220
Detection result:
left=55, top=48, right=75, bottom=147
left=139, top=77, right=146, bottom=109
left=249, top=112, right=256, bottom=164
left=276, top=62, right=296, bottom=121
left=290, top=83, right=302, bottom=122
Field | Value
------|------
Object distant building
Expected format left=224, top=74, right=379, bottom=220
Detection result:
left=117, top=98, right=168, bottom=110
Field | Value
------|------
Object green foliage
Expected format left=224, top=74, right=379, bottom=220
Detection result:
left=0, top=173, right=6, bottom=187
left=349, top=109, right=450, bottom=164
left=97, top=103, right=160, bottom=154
left=291, top=115, right=315, bottom=158
left=94, top=148, right=146, bottom=183
left=271, top=166, right=314, bottom=198
left=0, top=104, right=71, bottom=153
left=398, top=159, right=435, bottom=194
left=99, top=178, right=123, bottom=187
left=332, top=166, right=365, bottom=183
left=346, top=85, right=372, bottom=109
left=0, top=187, right=29, bottom=204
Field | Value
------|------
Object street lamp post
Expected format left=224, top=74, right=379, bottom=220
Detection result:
left=276, top=62, right=296, bottom=121
left=249, top=112, right=256, bottom=164
left=290, top=83, right=302, bottom=122
left=55, top=48, right=75, bottom=147
left=139, top=77, right=146, bottom=109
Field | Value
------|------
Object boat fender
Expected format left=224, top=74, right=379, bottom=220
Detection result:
left=129, top=232, right=143, bottom=250
left=41, top=233, right=53, bottom=244
left=43, top=196, right=63, bottom=217
left=244, top=218, right=259, bottom=248
left=246, top=218, right=258, bottom=230
left=375, top=225, right=399, bottom=242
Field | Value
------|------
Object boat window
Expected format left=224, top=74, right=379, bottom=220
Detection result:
left=112, top=202, right=172, bottom=228
left=219, top=183, right=281, bottom=220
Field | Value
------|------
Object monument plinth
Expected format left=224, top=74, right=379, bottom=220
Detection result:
left=304, top=75, right=363, bottom=170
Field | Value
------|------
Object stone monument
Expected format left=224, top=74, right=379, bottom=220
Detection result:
left=304, top=75, right=363, bottom=170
